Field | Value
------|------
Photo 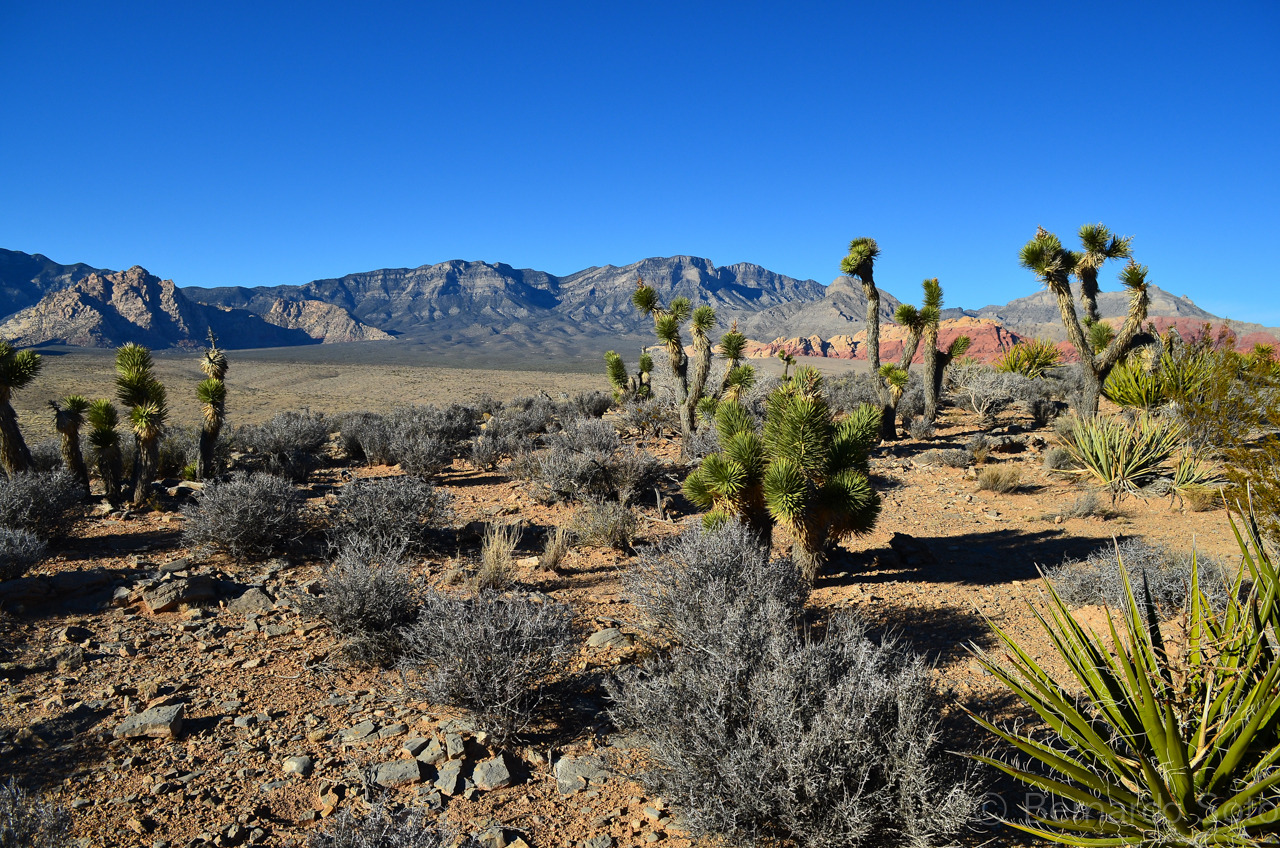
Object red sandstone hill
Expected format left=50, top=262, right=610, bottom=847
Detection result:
left=743, top=317, right=1023, bottom=364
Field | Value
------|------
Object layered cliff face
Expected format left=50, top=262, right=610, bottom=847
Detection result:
left=260, top=299, right=393, bottom=344
left=742, top=317, right=1022, bottom=363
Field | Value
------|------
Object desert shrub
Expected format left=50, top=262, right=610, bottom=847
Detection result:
left=611, top=521, right=977, bottom=847
left=0, top=779, right=70, bottom=848
left=994, top=338, right=1062, bottom=379
left=966, top=434, right=993, bottom=464
left=156, top=427, right=198, bottom=478
left=896, top=377, right=926, bottom=421
left=337, top=411, right=390, bottom=465
left=336, top=405, right=480, bottom=476
left=311, top=537, right=419, bottom=667
left=1102, top=357, right=1165, bottom=411
left=515, top=420, right=661, bottom=505
left=951, top=363, right=1047, bottom=420
left=400, top=590, right=578, bottom=745
left=308, top=804, right=479, bottom=848
left=907, top=416, right=935, bottom=440
left=1044, top=537, right=1234, bottom=616
left=826, top=372, right=882, bottom=414
left=570, top=501, right=636, bottom=550
left=1021, top=396, right=1063, bottom=428
left=502, top=395, right=560, bottom=435
left=619, top=396, right=676, bottom=437
left=1044, top=361, right=1089, bottom=405
left=1042, top=445, right=1075, bottom=472
left=539, top=525, right=569, bottom=571
left=0, top=470, right=83, bottom=539
left=330, top=475, right=451, bottom=552
left=572, top=390, right=613, bottom=419
left=238, top=410, right=330, bottom=481
left=917, top=448, right=970, bottom=468
left=0, top=528, right=47, bottom=581
left=27, top=439, right=62, bottom=472
left=1063, top=488, right=1110, bottom=518
left=182, top=471, right=303, bottom=559
left=474, top=521, right=520, bottom=591
left=682, top=420, right=720, bottom=460
left=977, top=464, right=1021, bottom=493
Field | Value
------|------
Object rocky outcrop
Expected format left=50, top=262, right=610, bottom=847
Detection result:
left=260, top=299, right=392, bottom=343
left=743, top=317, right=1023, bottom=364
left=0, top=249, right=105, bottom=316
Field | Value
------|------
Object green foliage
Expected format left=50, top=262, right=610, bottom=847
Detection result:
left=840, top=236, right=880, bottom=280
left=115, top=343, right=168, bottom=504
left=969, top=513, right=1280, bottom=845
left=995, top=338, right=1062, bottom=379
left=1062, top=413, right=1183, bottom=499
left=0, top=341, right=42, bottom=400
left=604, top=350, right=650, bottom=401
left=1101, top=357, right=1164, bottom=410
left=947, top=335, right=972, bottom=358
left=1087, top=320, right=1115, bottom=353
left=684, top=400, right=770, bottom=538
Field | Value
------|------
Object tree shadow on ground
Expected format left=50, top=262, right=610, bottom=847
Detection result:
left=0, top=701, right=114, bottom=792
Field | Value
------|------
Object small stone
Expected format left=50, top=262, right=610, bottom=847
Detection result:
left=283, top=756, right=313, bottom=777
left=555, top=755, right=609, bottom=795
left=114, top=703, right=185, bottom=740
left=57, top=625, right=93, bottom=644
left=472, top=754, right=512, bottom=791
left=587, top=628, right=633, bottom=649
left=142, top=577, right=219, bottom=614
left=372, top=759, right=422, bottom=787
left=340, top=720, right=376, bottom=743
left=227, top=588, right=274, bottom=615
left=445, top=732, right=466, bottom=759
left=582, top=836, right=613, bottom=848
left=434, top=759, right=464, bottom=795
left=402, top=737, right=431, bottom=757
left=415, top=738, right=445, bottom=765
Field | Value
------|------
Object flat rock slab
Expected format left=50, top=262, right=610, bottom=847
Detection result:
left=473, top=754, right=512, bottom=791
left=114, top=703, right=185, bottom=739
left=555, top=754, right=610, bottom=795
left=435, top=759, right=464, bottom=795
left=372, top=759, right=422, bottom=787
left=143, top=577, right=219, bottom=614
left=227, top=587, right=275, bottom=614
left=587, top=627, right=633, bottom=649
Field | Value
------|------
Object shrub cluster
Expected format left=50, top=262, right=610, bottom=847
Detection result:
left=329, top=474, right=452, bottom=553
left=570, top=501, right=636, bottom=550
left=514, top=419, right=662, bottom=505
left=1045, top=537, right=1234, bottom=616
left=400, top=590, right=578, bottom=745
left=182, top=471, right=303, bottom=559
left=237, top=410, right=330, bottom=481
left=308, top=805, right=479, bottom=848
left=0, top=470, right=83, bottom=540
left=339, top=405, right=479, bottom=477
left=0, top=528, right=47, bottom=581
left=312, top=537, right=420, bottom=668
left=610, top=522, right=977, bottom=847
left=0, top=780, right=70, bottom=848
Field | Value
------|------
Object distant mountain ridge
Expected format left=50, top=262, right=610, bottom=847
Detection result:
left=0, top=248, right=1272, bottom=355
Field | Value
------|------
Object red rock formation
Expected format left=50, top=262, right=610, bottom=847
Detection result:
left=741, top=317, right=1024, bottom=364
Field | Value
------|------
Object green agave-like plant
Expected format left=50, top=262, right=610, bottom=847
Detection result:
left=50, top=395, right=91, bottom=496
left=0, top=339, right=42, bottom=475
left=683, top=400, right=771, bottom=540
left=996, top=338, right=1063, bottom=380
left=115, top=342, right=168, bottom=506
left=87, top=399, right=123, bottom=504
left=1063, top=413, right=1183, bottom=500
left=969, top=512, right=1280, bottom=845
left=196, top=331, right=228, bottom=480
left=1103, top=358, right=1166, bottom=411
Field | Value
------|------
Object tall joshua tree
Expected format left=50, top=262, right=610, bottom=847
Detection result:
left=917, top=279, right=945, bottom=422
left=87, top=399, right=124, bottom=504
left=50, top=395, right=91, bottom=496
left=197, top=331, right=228, bottom=479
left=631, top=278, right=716, bottom=449
left=115, top=343, right=168, bottom=506
left=0, top=340, right=41, bottom=476
left=1019, top=226, right=1149, bottom=417
left=716, top=321, right=755, bottom=402
left=1072, top=223, right=1133, bottom=326
left=840, top=237, right=896, bottom=441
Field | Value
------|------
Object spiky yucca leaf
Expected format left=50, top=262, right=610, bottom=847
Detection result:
left=129, top=402, right=166, bottom=441
left=87, top=399, right=117, bottom=432
left=1102, top=359, right=1165, bottom=410
left=1087, top=321, right=1116, bottom=354
left=718, top=327, right=747, bottom=362
left=632, top=282, right=659, bottom=315
left=1063, top=413, right=1183, bottom=499
left=654, top=315, right=681, bottom=347
left=840, top=237, right=879, bottom=280
left=638, top=352, right=654, bottom=374
left=605, top=351, right=628, bottom=392
left=968, top=514, right=1280, bottom=846
left=893, top=303, right=920, bottom=328
left=995, top=338, right=1063, bottom=380
left=197, top=378, right=226, bottom=426
left=62, top=395, right=90, bottom=415
left=0, top=341, right=41, bottom=400
left=690, top=305, right=716, bottom=334
left=922, top=277, right=943, bottom=312
left=201, top=345, right=228, bottom=381
left=695, top=395, right=718, bottom=422
left=668, top=297, right=691, bottom=323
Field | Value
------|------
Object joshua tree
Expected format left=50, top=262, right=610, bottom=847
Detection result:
left=686, top=367, right=882, bottom=581
left=1072, top=223, right=1133, bottom=326
left=605, top=350, right=652, bottom=401
left=115, top=343, right=168, bottom=506
left=776, top=350, right=796, bottom=379
left=631, top=278, right=717, bottom=449
left=1019, top=226, right=1150, bottom=416
left=840, top=237, right=897, bottom=441
left=716, top=321, right=755, bottom=402
left=50, top=395, right=91, bottom=496
left=0, top=340, right=41, bottom=475
left=196, top=331, right=228, bottom=479
left=917, top=279, right=945, bottom=421
left=87, top=400, right=124, bottom=504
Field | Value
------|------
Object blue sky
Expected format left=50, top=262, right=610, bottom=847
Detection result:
left=3, top=2, right=1278, bottom=321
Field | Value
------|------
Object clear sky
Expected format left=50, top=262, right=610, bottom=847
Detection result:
left=3, top=2, right=1277, bottom=321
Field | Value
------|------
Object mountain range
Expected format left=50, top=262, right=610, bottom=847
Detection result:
left=0, top=249, right=1272, bottom=357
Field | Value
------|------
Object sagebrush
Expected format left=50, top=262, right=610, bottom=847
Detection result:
left=182, top=471, right=303, bottom=559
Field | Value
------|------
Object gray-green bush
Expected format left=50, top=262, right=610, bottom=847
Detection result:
left=330, top=475, right=452, bottom=553
left=312, top=537, right=419, bottom=667
left=1045, top=537, right=1234, bottom=616
left=0, top=470, right=83, bottom=539
left=308, top=804, right=479, bottom=848
left=182, top=471, right=303, bottom=559
left=0, top=780, right=70, bottom=848
left=0, top=528, right=47, bottom=581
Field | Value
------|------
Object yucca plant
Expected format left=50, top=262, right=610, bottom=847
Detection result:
left=968, top=512, right=1280, bottom=845
left=716, top=321, right=755, bottom=402
left=632, top=278, right=717, bottom=449
left=995, top=338, right=1063, bottom=380
left=49, top=395, right=91, bottom=496
left=115, top=343, right=168, bottom=506
left=1103, top=357, right=1166, bottom=411
left=605, top=350, right=652, bottom=401
left=196, top=330, right=228, bottom=479
left=0, top=340, right=41, bottom=475
left=1170, top=448, right=1226, bottom=509
left=763, top=367, right=881, bottom=580
left=86, top=400, right=123, bottom=504
left=683, top=400, right=771, bottom=540
left=841, top=237, right=897, bottom=441
left=1062, top=413, right=1183, bottom=500
left=916, top=278, right=946, bottom=422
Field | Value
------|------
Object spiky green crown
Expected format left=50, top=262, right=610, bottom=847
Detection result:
left=947, top=335, right=972, bottom=357
left=690, top=305, right=716, bottom=335
left=668, top=297, right=692, bottom=323
left=631, top=282, right=659, bottom=315
left=922, top=278, right=943, bottom=312
left=1019, top=227, right=1077, bottom=292
left=654, top=314, right=682, bottom=347
left=62, top=395, right=90, bottom=414
left=1118, top=258, right=1149, bottom=290
left=718, top=324, right=747, bottom=362
left=0, top=342, right=42, bottom=392
left=604, top=351, right=628, bottom=390
left=637, top=352, right=654, bottom=373
left=129, top=401, right=167, bottom=440
left=115, top=342, right=153, bottom=373
left=878, top=362, right=909, bottom=389
left=87, top=399, right=118, bottom=432
left=840, top=237, right=880, bottom=282
left=725, top=364, right=756, bottom=393
left=196, top=378, right=226, bottom=407
left=201, top=346, right=228, bottom=381
left=1077, top=222, right=1133, bottom=264
left=893, top=304, right=921, bottom=329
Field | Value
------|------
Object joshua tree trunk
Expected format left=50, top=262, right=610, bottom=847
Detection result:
left=58, top=429, right=90, bottom=496
left=198, top=423, right=221, bottom=480
left=861, top=282, right=896, bottom=441
left=98, top=444, right=123, bottom=505
left=0, top=402, right=32, bottom=476
left=922, top=325, right=941, bottom=422
left=131, top=436, right=160, bottom=507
